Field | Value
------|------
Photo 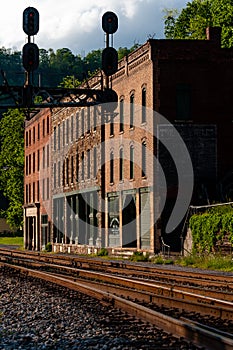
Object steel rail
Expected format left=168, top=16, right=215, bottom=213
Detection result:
left=1, top=261, right=233, bottom=350
left=1, top=254, right=233, bottom=321
left=0, top=247, right=233, bottom=289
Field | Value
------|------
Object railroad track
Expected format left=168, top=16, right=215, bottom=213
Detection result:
left=1, top=248, right=233, bottom=349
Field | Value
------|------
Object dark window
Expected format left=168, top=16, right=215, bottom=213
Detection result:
left=119, top=148, right=123, bottom=181
left=130, top=94, right=134, bottom=128
left=33, top=152, right=35, bottom=173
left=81, top=109, right=85, bottom=136
left=47, top=145, right=49, bottom=168
left=58, top=161, right=60, bottom=187
left=142, top=141, right=146, bottom=177
left=71, top=156, right=74, bottom=183
left=37, top=150, right=40, bottom=171
left=37, top=123, right=40, bottom=140
left=43, top=119, right=45, bottom=137
left=66, top=119, right=69, bottom=144
left=130, top=145, right=134, bottom=179
left=76, top=112, right=79, bottom=139
left=87, top=108, right=90, bottom=133
left=120, top=99, right=124, bottom=132
left=93, top=147, right=97, bottom=178
left=54, top=163, right=56, bottom=188
left=93, top=106, right=97, bottom=131
left=53, top=127, right=56, bottom=151
left=76, top=154, right=79, bottom=182
left=81, top=152, right=84, bottom=180
left=58, top=124, right=60, bottom=150
left=87, top=150, right=91, bottom=179
left=142, top=87, right=146, bottom=123
left=176, top=84, right=191, bottom=120
left=110, top=151, right=114, bottom=183
left=47, top=116, right=50, bottom=134
left=26, top=131, right=28, bottom=147
left=110, top=115, right=114, bottom=136
left=33, top=127, right=35, bottom=143
left=66, top=158, right=69, bottom=185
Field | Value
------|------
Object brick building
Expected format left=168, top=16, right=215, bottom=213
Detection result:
left=24, top=108, right=52, bottom=250
left=24, top=27, right=233, bottom=252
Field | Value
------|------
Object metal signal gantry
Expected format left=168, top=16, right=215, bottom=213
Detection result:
left=0, top=8, right=118, bottom=119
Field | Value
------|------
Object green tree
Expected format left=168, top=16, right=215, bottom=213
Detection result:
left=0, top=109, right=24, bottom=229
left=164, top=0, right=233, bottom=48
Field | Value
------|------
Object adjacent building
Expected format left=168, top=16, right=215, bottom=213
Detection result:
left=24, top=28, right=233, bottom=252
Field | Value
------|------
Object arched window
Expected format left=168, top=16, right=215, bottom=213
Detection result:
left=119, top=148, right=124, bottom=181
left=142, top=141, right=146, bottom=177
left=130, top=93, right=134, bottom=128
left=130, top=145, right=134, bottom=180
left=142, top=87, right=146, bottom=123
left=110, top=151, right=114, bottom=183
left=120, top=98, right=124, bottom=132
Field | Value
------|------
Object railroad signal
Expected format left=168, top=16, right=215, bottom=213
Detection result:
left=23, top=7, right=39, bottom=36
left=23, top=43, right=39, bottom=71
left=102, top=47, right=118, bottom=76
left=102, top=11, right=118, bottom=34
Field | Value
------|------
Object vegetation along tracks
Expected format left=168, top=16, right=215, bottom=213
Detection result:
left=1, top=248, right=233, bottom=349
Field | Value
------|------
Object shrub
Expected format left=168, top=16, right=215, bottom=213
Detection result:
left=97, top=248, right=108, bottom=256
left=130, top=251, right=149, bottom=262
left=45, top=242, right=52, bottom=252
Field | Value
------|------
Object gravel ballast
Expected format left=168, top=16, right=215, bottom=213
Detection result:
left=0, top=268, right=203, bottom=349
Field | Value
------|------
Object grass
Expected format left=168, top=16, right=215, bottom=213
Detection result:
left=176, top=254, right=233, bottom=272
left=0, top=236, right=24, bottom=248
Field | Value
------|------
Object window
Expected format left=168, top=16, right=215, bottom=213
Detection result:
left=26, top=156, right=28, bottom=175
left=26, top=131, right=28, bottom=147
left=93, top=147, right=97, bottom=178
left=71, top=115, right=74, bottom=142
left=66, top=158, right=69, bottom=185
left=33, top=152, right=35, bottom=173
left=87, top=108, right=90, bottom=133
left=66, top=119, right=69, bottom=144
left=142, top=87, right=146, bottom=123
left=93, top=106, right=97, bottom=131
left=58, top=124, right=61, bottom=150
left=53, top=163, right=56, bottom=188
left=81, top=109, right=85, bottom=136
left=120, top=99, right=124, bottom=132
left=26, top=184, right=28, bottom=203
left=29, top=154, right=31, bottom=174
left=33, top=127, right=35, bottom=143
left=81, top=152, right=85, bottom=180
left=47, top=178, right=50, bottom=199
left=42, top=147, right=45, bottom=169
left=53, top=126, right=56, bottom=151
left=42, top=179, right=45, bottom=201
left=130, top=94, right=134, bottom=128
left=71, top=156, right=74, bottom=183
left=37, top=123, right=40, bottom=140
left=119, top=148, right=123, bottom=181
left=142, top=141, right=146, bottom=177
left=176, top=84, right=191, bottom=120
left=130, top=145, right=134, bottom=179
left=110, top=151, right=114, bottom=183
left=29, top=184, right=31, bottom=203
left=62, top=162, right=65, bottom=186
left=76, top=154, right=79, bottom=182
left=62, top=121, right=65, bottom=146
left=33, top=182, right=35, bottom=202
left=37, top=150, right=40, bottom=171
left=47, top=144, right=49, bottom=168
left=29, top=130, right=31, bottom=145
left=110, top=115, right=114, bottom=136
left=76, top=112, right=79, bottom=139
left=37, top=181, right=39, bottom=201
left=87, top=150, right=91, bottom=179
left=47, top=116, right=50, bottom=134
left=58, top=161, right=61, bottom=187
left=43, top=119, right=45, bottom=137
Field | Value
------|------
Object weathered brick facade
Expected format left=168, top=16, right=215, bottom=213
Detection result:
left=24, top=28, right=233, bottom=252
left=24, top=108, right=51, bottom=250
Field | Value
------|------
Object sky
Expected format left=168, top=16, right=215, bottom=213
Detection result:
left=0, top=0, right=188, bottom=56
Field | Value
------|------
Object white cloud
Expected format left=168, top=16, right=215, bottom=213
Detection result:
left=0, top=0, right=187, bottom=54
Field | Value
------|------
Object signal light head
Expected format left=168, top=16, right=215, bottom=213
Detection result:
left=102, top=11, right=118, bottom=34
left=23, top=7, right=39, bottom=36
left=22, top=43, right=39, bottom=71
